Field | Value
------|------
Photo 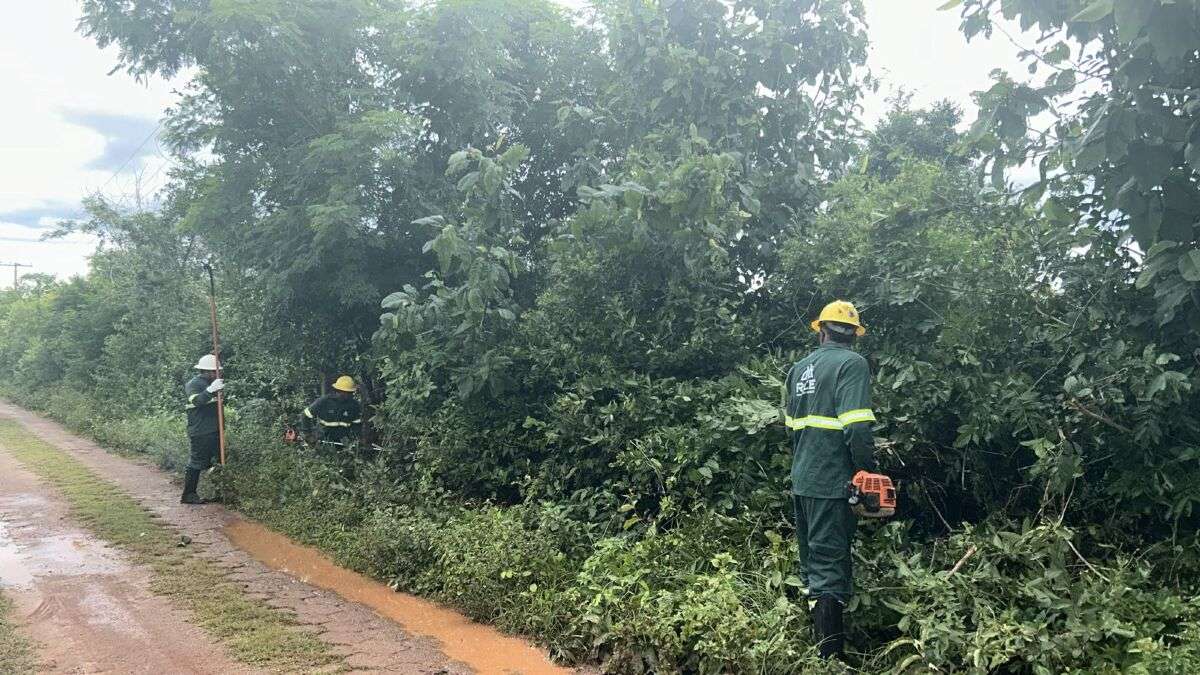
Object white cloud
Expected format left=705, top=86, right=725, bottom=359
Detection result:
left=61, top=110, right=162, bottom=172
left=0, top=222, right=96, bottom=287
left=0, top=0, right=178, bottom=280
left=0, top=1, right=179, bottom=201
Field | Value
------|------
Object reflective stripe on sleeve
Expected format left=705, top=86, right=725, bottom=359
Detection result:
left=186, top=393, right=210, bottom=410
left=317, top=420, right=352, bottom=427
left=784, top=415, right=845, bottom=431
left=303, top=408, right=314, bottom=418
left=837, top=409, right=876, bottom=425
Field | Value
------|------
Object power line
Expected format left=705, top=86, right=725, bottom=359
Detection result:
left=96, top=121, right=164, bottom=195
left=0, top=260, right=32, bottom=285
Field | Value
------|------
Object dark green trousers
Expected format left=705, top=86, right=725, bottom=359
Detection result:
left=794, top=495, right=857, bottom=602
left=186, top=432, right=220, bottom=471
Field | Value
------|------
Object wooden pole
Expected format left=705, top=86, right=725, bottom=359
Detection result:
left=0, top=262, right=32, bottom=289
left=203, top=262, right=226, bottom=465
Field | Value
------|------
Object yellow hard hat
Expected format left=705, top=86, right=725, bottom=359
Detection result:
left=810, top=300, right=866, bottom=336
left=332, top=375, right=357, bottom=392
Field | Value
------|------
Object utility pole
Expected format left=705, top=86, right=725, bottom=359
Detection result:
left=0, top=262, right=32, bottom=289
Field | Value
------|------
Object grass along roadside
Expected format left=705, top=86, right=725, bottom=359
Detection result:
left=0, top=592, right=38, bottom=675
left=0, top=421, right=343, bottom=673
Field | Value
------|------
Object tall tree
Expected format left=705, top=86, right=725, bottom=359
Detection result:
left=947, top=0, right=1200, bottom=332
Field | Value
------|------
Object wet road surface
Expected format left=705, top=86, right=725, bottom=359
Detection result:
left=0, top=401, right=578, bottom=674
left=0, top=442, right=258, bottom=674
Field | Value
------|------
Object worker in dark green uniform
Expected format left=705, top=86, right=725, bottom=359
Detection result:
left=182, top=353, right=225, bottom=504
left=302, top=375, right=363, bottom=447
left=784, top=300, right=878, bottom=660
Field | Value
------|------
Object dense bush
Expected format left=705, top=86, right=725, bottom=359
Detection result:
left=3, top=0, right=1200, bottom=671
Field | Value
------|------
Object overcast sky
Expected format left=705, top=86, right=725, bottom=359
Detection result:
left=0, top=0, right=1028, bottom=288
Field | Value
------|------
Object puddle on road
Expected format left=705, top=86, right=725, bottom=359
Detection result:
left=0, top=521, right=35, bottom=587
left=224, top=519, right=569, bottom=675
left=0, top=525, right=125, bottom=588
left=1, top=493, right=127, bottom=588
left=22, top=535, right=124, bottom=577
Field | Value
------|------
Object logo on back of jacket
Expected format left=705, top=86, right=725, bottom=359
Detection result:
left=795, top=363, right=816, bottom=396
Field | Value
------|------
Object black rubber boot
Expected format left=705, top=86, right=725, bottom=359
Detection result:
left=813, top=595, right=845, bottom=660
left=180, top=468, right=205, bottom=504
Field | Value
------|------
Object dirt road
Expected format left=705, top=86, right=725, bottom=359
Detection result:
left=0, top=437, right=258, bottom=674
left=0, top=401, right=573, bottom=675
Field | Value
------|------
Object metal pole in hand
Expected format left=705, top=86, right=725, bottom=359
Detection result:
left=203, top=261, right=227, bottom=465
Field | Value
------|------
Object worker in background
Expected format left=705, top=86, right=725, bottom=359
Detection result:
left=783, top=300, right=879, bottom=661
left=182, top=354, right=225, bottom=504
left=302, top=375, right=363, bottom=448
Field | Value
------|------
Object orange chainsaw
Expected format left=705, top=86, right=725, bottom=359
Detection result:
left=847, top=471, right=897, bottom=518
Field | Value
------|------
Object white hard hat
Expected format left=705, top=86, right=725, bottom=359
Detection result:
left=194, top=354, right=219, bottom=370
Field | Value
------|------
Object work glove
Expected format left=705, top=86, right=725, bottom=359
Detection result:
left=206, top=378, right=225, bottom=394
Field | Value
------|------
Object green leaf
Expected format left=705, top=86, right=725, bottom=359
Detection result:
left=1071, top=0, right=1114, bottom=23
left=500, top=144, right=530, bottom=167
left=1043, top=197, right=1072, bottom=224
left=1135, top=243, right=1175, bottom=289
left=936, top=0, right=961, bottom=9
left=1063, top=375, right=1080, bottom=394
left=456, top=171, right=480, bottom=193
left=482, top=164, right=502, bottom=195
left=1147, top=4, right=1199, bottom=63
left=1129, top=142, right=1174, bottom=189
left=380, top=291, right=406, bottom=309
left=1179, top=250, right=1200, bottom=282
left=446, top=150, right=470, bottom=176
left=990, top=156, right=1008, bottom=191
left=1155, top=352, right=1180, bottom=366
left=467, top=287, right=484, bottom=311
left=1073, top=141, right=1107, bottom=171
left=1044, top=42, right=1071, bottom=64
left=1135, top=269, right=1155, bottom=290
left=1113, top=0, right=1155, bottom=42
left=1068, top=353, right=1087, bottom=371
left=1127, top=193, right=1163, bottom=248
left=1146, top=372, right=1168, bottom=400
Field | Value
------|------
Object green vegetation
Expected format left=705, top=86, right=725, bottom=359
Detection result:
left=0, top=422, right=342, bottom=673
left=955, top=0, right=1200, bottom=328
left=2, top=0, right=1199, bottom=671
left=0, top=593, right=38, bottom=675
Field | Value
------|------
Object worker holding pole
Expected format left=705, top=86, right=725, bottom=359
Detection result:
left=182, top=354, right=225, bottom=504
left=181, top=260, right=228, bottom=504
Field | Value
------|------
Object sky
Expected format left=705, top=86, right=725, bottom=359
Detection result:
left=0, top=0, right=1030, bottom=288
